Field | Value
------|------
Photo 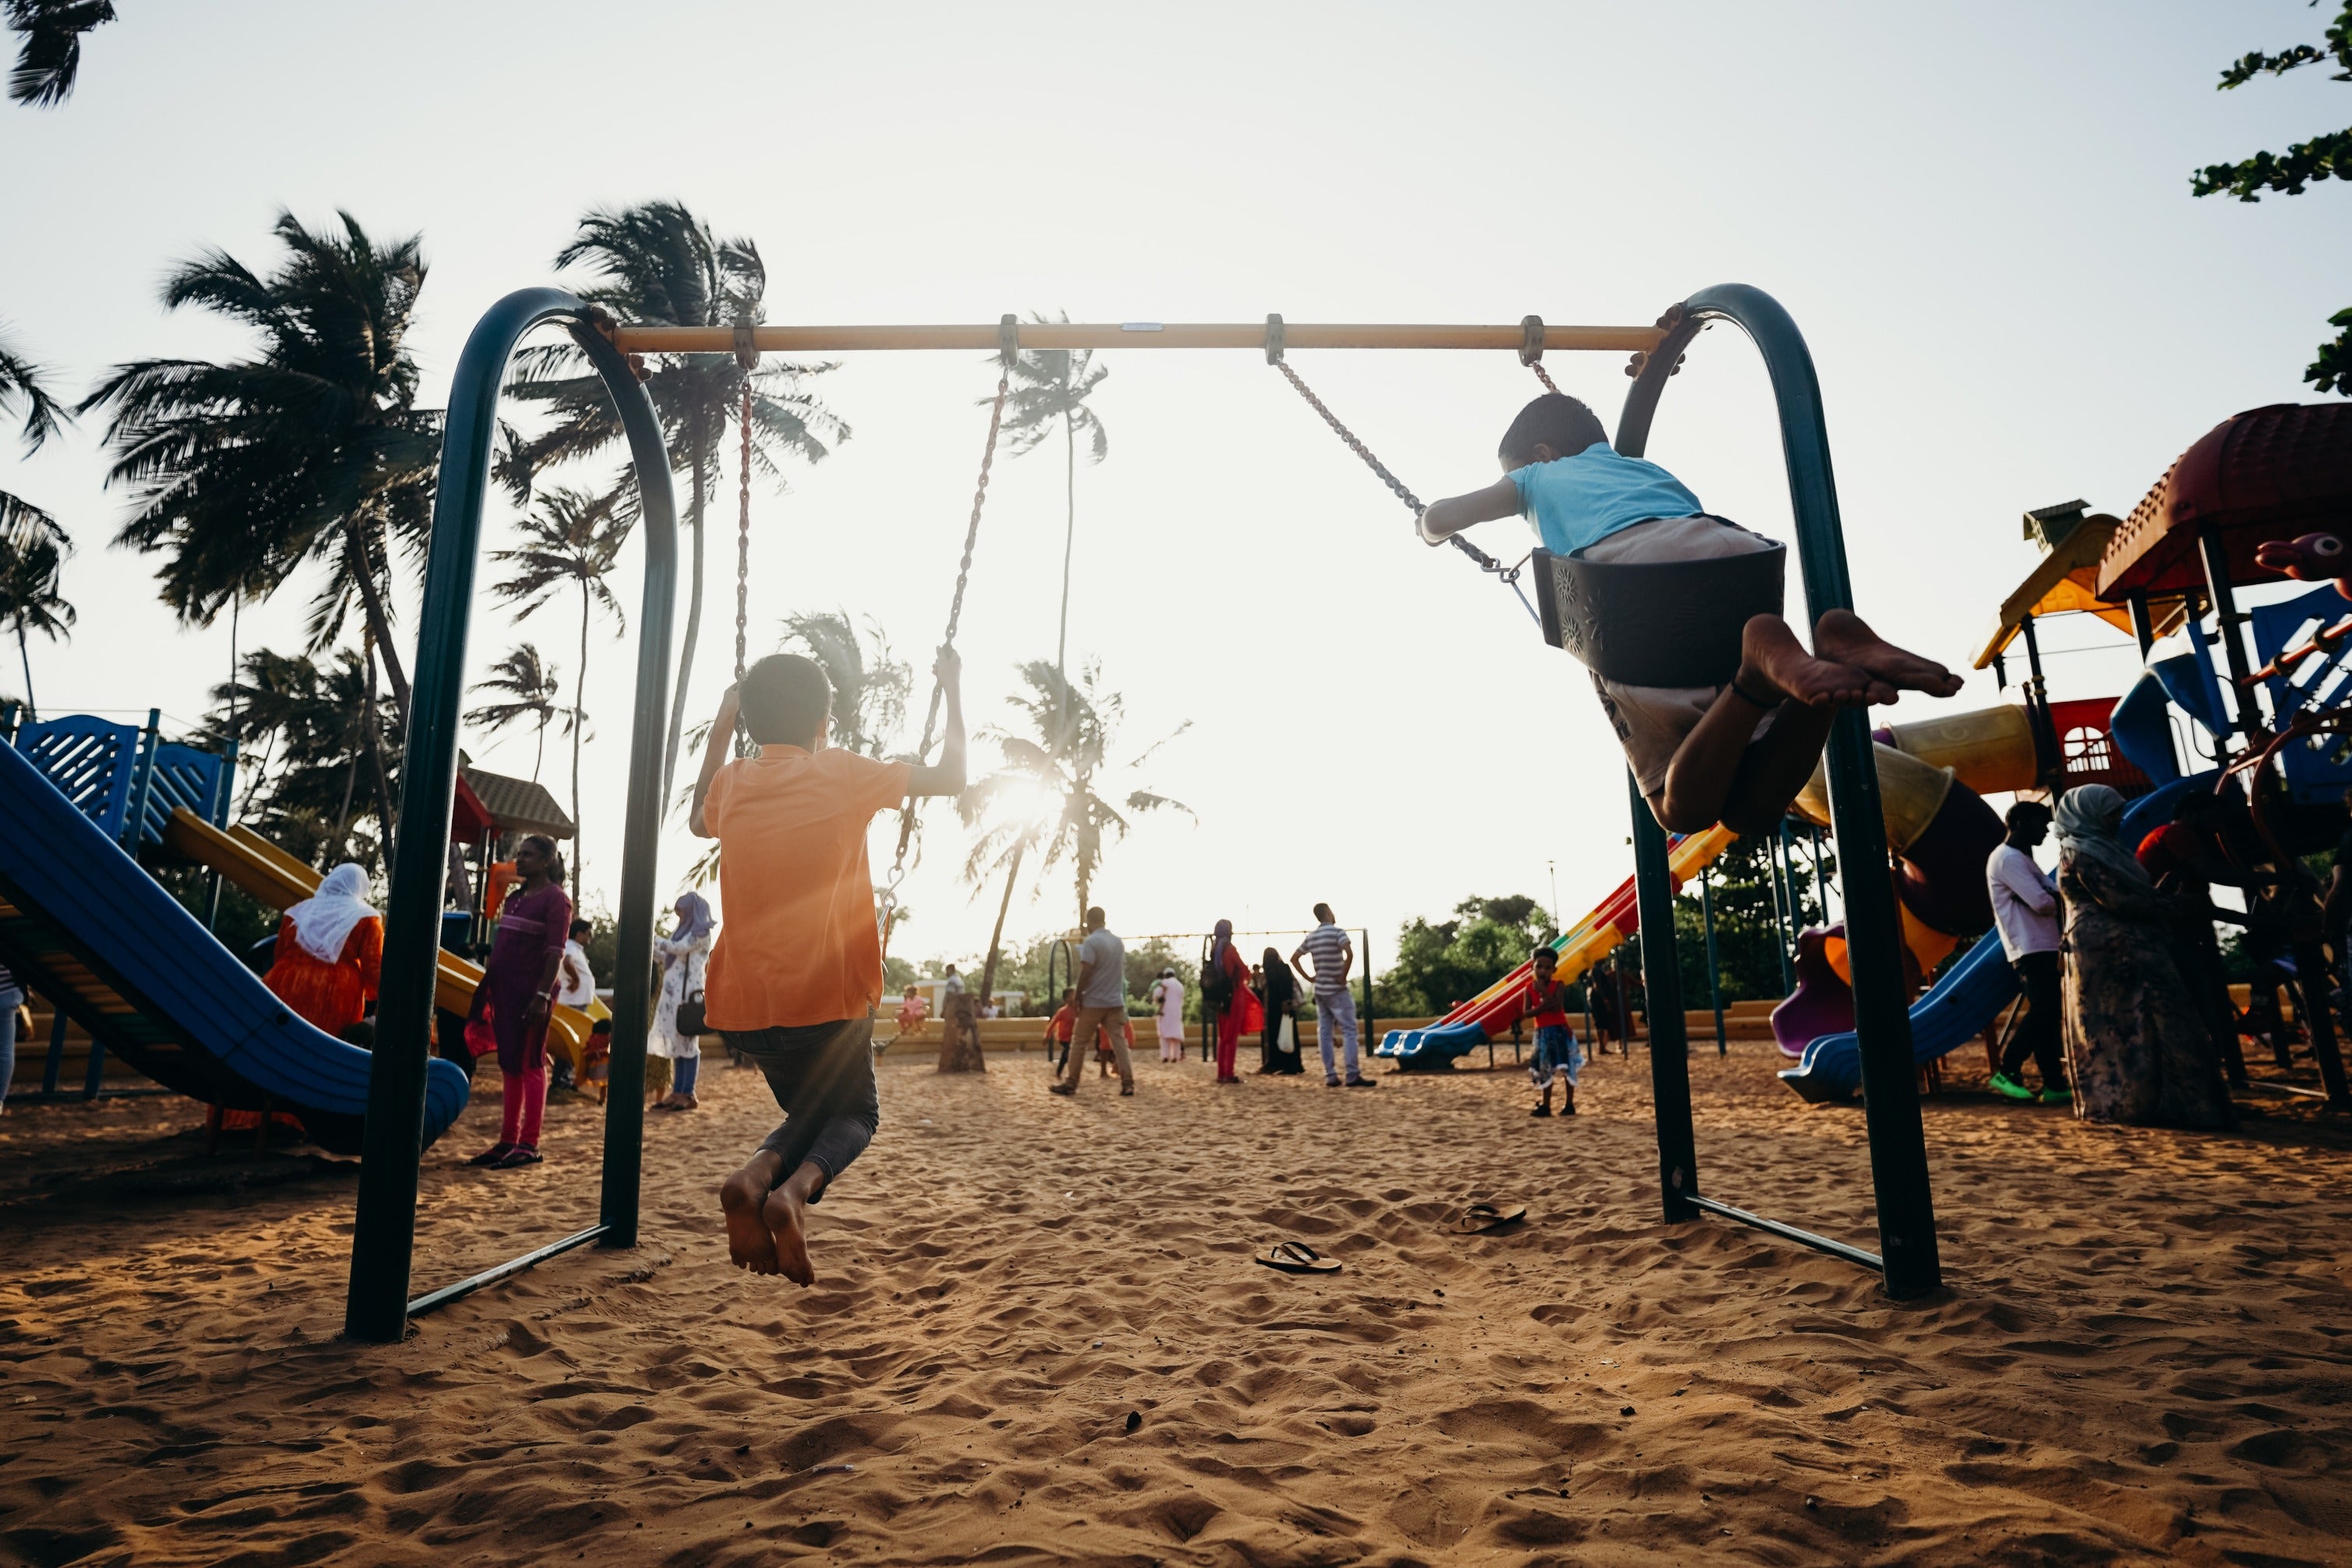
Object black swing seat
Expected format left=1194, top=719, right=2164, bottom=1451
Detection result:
left=1533, top=537, right=1787, bottom=689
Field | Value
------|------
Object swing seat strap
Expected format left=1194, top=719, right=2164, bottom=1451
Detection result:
left=1534, top=539, right=1786, bottom=688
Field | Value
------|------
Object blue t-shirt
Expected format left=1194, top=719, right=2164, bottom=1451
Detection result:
left=1510, top=442, right=1705, bottom=557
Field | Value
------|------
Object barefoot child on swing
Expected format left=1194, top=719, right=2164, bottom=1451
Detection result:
left=1419, top=393, right=1959, bottom=833
left=691, top=647, right=965, bottom=1284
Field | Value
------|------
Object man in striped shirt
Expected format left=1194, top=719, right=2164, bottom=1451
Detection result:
left=1292, top=904, right=1374, bottom=1088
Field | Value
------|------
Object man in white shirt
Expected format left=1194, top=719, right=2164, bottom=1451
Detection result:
left=552, top=919, right=595, bottom=1091
left=1985, top=802, right=2069, bottom=1104
left=1292, top=903, right=1373, bottom=1088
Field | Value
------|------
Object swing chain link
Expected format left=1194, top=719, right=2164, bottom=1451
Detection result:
left=877, top=358, right=1014, bottom=952
left=1269, top=355, right=1536, bottom=625
left=734, top=316, right=760, bottom=756
left=1519, top=315, right=1564, bottom=396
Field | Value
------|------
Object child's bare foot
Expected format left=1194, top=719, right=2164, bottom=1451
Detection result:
left=1813, top=608, right=1963, bottom=699
left=763, top=1185, right=816, bottom=1287
left=720, top=1169, right=781, bottom=1275
left=1739, top=615, right=1890, bottom=708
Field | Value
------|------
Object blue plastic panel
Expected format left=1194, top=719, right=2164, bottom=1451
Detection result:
left=2254, top=584, right=2352, bottom=803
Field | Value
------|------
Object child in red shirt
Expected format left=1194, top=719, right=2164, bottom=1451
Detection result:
left=1515, top=946, right=1581, bottom=1117
left=1042, top=988, right=1077, bottom=1073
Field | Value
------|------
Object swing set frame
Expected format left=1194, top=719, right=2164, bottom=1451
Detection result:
left=344, top=282, right=1937, bottom=1344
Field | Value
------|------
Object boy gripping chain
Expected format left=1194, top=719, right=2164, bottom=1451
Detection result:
left=694, top=647, right=965, bottom=1285
left=1515, top=947, right=1582, bottom=1117
left=1419, top=393, right=1960, bottom=833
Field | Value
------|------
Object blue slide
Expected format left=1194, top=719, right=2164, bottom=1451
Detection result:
left=0, top=741, right=469, bottom=1154
left=1778, top=773, right=2213, bottom=1102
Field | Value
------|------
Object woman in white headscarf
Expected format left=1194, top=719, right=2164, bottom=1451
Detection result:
left=2055, top=785, right=2234, bottom=1129
left=650, top=891, right=715, bottom=1112
left=264, top=862, right=383, bottom=1042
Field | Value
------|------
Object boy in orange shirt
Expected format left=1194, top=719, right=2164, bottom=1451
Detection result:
left=692, top=647, right=964, bottom=1285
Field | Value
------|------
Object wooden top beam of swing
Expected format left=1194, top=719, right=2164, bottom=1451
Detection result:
left=602, top=320, right=1667, bottom=355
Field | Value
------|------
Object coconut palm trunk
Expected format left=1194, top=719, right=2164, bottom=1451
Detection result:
left=661, top=457, right=709, bottom=802
left=347, top=522, right=411, bottom=728
left=1056, top=408, right=1076, bottom=678
left=977, top=838, right=1028, bottom=1012
left=361, top=635, right=397, bottom=853
left=15, top=621, right=33, bottom=719
left=573, top=573, right=591, bottom=894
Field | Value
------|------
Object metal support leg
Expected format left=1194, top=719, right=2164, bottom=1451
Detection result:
left=80, top=1034, right=104, bottom=1099
left=1628, top=772, right=1698, bottom=1221
left=41, top=1004, right=65, bottom=1095
left=2293, top=940, right=2352, bottom=1111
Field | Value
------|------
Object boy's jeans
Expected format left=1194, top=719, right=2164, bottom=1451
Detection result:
left=725, top=1017, right=880, bottom=1191
left=1316, top=988, right=1361, bottom=1082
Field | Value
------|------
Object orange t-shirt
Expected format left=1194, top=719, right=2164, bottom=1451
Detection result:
left=703, top=744, right=912, bottom=1031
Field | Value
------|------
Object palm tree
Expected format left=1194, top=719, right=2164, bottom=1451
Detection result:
left=82, top=210, right=440, bottom=731
left=208, top=647, right=398, bottom=869
left=998, top=312, right=1109, bottom=683
left=0, top=327, right=71, bottom=717
left=5, top=0, right=114, bottom=107
left=466, top=643, right=569, bottom=784
left=958, top=658, right=1188, bottom=1006
left=488, top=486, right=629, bottom=892
left=499, top=201, right=848, bottom=805
left=778, top=609, right=909, bottom=758
left=0, top=530, right=69, bottom=717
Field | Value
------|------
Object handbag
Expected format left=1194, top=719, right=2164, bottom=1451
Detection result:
left=1275, top=1015, right=1297, bottom=1057
left=675, top=990, right=707, bottom=1038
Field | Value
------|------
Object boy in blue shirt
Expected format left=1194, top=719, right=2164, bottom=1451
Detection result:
left=1419, top=393, right=1959, bottom=833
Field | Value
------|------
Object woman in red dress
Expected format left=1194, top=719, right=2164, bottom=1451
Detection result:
left=226, top=863, right=382, bottom=1141
left=1208, top=920, right=1261, bottom=1085
left=264, top=862, right=383, bottom=1038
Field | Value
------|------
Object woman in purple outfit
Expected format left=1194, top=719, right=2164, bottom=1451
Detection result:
left=466, top=834, right=573, bottom=1168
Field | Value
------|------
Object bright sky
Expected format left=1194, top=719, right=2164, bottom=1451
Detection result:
left=5, top=2, right=2347, bottom=972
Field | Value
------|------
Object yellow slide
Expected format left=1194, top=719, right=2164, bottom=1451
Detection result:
left=163, top=809, right=606, bottom=1070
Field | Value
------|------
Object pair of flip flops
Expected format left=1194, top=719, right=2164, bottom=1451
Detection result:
left=1256, top=1203, right=1529, bottom=1274
left=1254, top=1241, right=1342, bottom=1275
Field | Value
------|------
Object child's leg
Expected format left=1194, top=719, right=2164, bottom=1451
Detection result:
left=752, top=1020, right=883, bottom=1286
left=1649, top=615, right=1885, bottom=832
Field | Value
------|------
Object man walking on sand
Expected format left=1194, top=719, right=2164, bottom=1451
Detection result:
left=1293, top=903, right=1374, bottom=1088
left=1051, top=906, right=1133, bottom=1098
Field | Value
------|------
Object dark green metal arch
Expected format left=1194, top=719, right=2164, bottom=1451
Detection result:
left=1613, top=283, right=1941, bottom=1299
left=345, top=288, right=679, bottom=1342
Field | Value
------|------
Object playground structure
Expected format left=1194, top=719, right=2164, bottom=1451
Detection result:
left=316, top=282, right=1948, bottom=1345
left=0, top=706, right=608, bottom=1126
left=0, top=721, right=474, bottom=1151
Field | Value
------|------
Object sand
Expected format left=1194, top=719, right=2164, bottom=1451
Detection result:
left=2, top=1038, right=2349, bottom=1566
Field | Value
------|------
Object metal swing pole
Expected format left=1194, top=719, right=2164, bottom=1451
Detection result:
left=344, top=289, right=676, bottom=1342
left=1614, top=285, right=1939, bottom=1299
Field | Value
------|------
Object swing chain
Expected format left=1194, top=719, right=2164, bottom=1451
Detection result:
left=878, top=347, right=1016, bottom=951
left=734, top=317, right=759, bottom=755
left=1268, top=350, right=1538, bottom=622
left=1519, top=315, right=1564, bottom=396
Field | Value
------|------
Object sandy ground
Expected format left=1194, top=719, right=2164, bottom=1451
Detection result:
left=1, top=1038, right=2348, bottom=1567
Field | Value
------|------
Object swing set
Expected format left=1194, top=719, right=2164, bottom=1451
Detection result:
left=344, top=284, right=1937, bottom=1344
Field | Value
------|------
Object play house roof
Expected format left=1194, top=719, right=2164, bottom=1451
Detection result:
left=1973, top=509, right=2187, bottom=669
left=2095, top=403, right=2352, bottom=599
left=454, top=759, right=573, bottom=840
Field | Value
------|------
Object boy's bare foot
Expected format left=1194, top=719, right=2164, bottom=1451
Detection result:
left=1739, top=615, right=1891, bottom=708
left=720, top=1169, right=781, bottom=1275
left=763, top=1185, right=816, bottom=1287
left=1813, top=608, right=1963, bottom=699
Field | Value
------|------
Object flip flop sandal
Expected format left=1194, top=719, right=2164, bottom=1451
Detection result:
left=1451, top=1203, right=1528, bottom=1234
left=1254, top=1241, right=1342, bottom=1275
left=466, top=1143, right=516, bottom=1167
left=493, top=1146, right=544, bottom=1168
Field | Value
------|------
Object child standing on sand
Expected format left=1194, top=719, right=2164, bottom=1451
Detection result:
left=1418, top=393, right=1959, bottom=833
left=1515, top=947, right=1580, bottom=1118
left=694, top=648, right=965, bottom=1285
